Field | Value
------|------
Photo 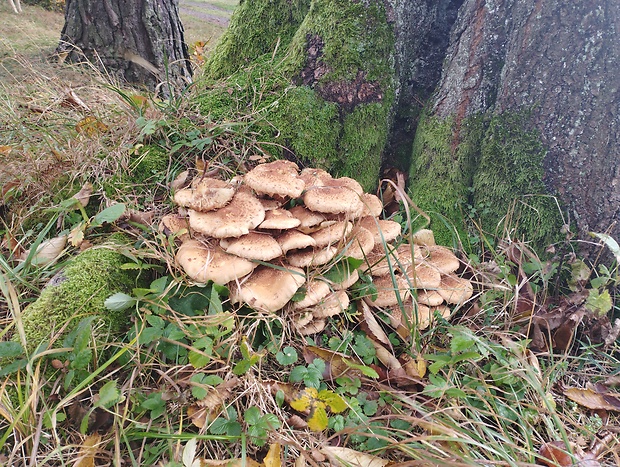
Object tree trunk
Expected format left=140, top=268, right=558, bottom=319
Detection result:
left=198, top=0, right=619, bottom=253
left=56, top=0, right=192, bottom=94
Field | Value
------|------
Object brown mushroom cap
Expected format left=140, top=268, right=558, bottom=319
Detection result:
left=293, top=279, right=332, bottom=310
left=223, top=232, right=283, bottom=261
left=362, top=243, right=400, bottom=276
left=188, top=190, right=265, bottom=238
left=311, top=221, right=353, bottom=248
left=411, top=229, right=436, bottom=246
left=288, top=205, right=326, bottom=230
left=329, top=267, right=360, bottom=290
left=259, top=198, right=283, bottom=211
left=243, top=160, right=305, bottom=198
left=308, top=290, right=350, bottom=318
left=344, top=226, right=375, bottom=260
left=395, top=243, right=429, bottom=269
left=258, top=209, right=302, bottom=230
left=357, top=217, right=402, bottom=244
left=231, top=264, right=306, bottom=312
left=287, top=246, right=338, bottom=268
left=437, top=274, right=474, bottom=305
left=159, top=213, right=190, bottom=239
left=418, top=305, right=451, bottom=330
left=297, top=318, right=326, bottom=335
left=357, top=193, right=383, bottom=218
left=303, top=177, right=364, bottom=215
left=363, top=274, right=411, bottom=307
left=293, top=311, right=314, bottom=329
left=276, top=229, right=317, bottom=254
left=426, top=246, right=461, bottom=274
left=416, top=290, right=444, bottom=307
left=299, top=167, right=332, bottom=188
left=173, top=177, right=236, bottom=212
left=175, top=240, right=256, bottom=285
left=404, top=262, right=442, bottom=290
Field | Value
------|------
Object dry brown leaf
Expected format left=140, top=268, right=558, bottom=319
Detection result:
left=202, top=459, right=261, bottom=467
left=263, top=380, right=302, bottom=410
left=23, top=235, right=68, bottom=266
left=75, top=116, right=108, bottom=136
left=0, top=145, right=13, bottom=156
left=2, top=179, right=20, bottom=201
left=263, top=443, right=281, bottom=467
left=371, top=340, right=401, bottom=371
left=321, top=446, right=389, bottom=467
left=303, top=346, right=363, bottom=380
left=189, top=377, right=239, bottom=428
left=74, top=434, right=102, bottom=467
left=71, top=182, right=93, bottom=208
left=563, top=386, right=620, bottom=412
left=360, top=301, right=391, bottom=347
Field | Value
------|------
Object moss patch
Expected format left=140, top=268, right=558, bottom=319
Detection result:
left=15, top=237, right=142, bottom=354
left=409, top=111, right=563, bottom=250
left=197, top=0, right=396, bottom=191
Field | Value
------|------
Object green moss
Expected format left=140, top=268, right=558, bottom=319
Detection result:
left=409, top=111, right=563, bottom=250
left=205, top=0, right=311, bottom=79
left=16, top=237, right=142, bottom=354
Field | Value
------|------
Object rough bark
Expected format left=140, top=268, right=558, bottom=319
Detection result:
left=56, top=0, right=192, bottom=93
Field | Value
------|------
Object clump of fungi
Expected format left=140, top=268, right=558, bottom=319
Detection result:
left=161, top=160, right=473, bottom=336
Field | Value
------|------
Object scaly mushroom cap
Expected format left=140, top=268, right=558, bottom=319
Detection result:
left=362, top=243, right=400, bottom=276
left=426, top=246, right=461, bottom=274
left=231, top=264, right=306, bottom=312
left=223, top=232, right=283, bottom=261
left=297, top=318, right=326, bottom=335
left=188, top=190, right=265, bottom=238
left=159, top=213, right=190, bottom=240
left=299, top=167, right=332, bottom=188
left=258, top=209, right=302, bottom=230
left=308, top=290, right=350, bottom=318
left=243, top=160, right=305, bottom=199
left=357, top=217, right=402, bottom=244
left=311, top=221, right=353, bottom=248
left=288, top=205, right=326, bottom=230
left=173, top=177, right=236, bottom=212
left=437, top=274, right=474, bottom=305
left=175, top=240, right=256, bottom=285
left=416, top=290, right=444, bottom=307
left=403, top=262, right=442, bottom=290
left=287, top=246, right=338, bottom=268
left=259, top=198, right=283, bottom=211
left=357, top=193, right=384, bottom=218
left=276, top=229, right=317, bottom=254
left=395, top=243, right=429, bottom=269
left=293, top=311, right=314, bottom=329
left=411, top=229, right=436, bottom=246
left=293, top=279, right=332, bottom=310
left=303, top=177, right=364, bottom=214
left=418, top=305, right=451, bottom=330
left=344, top=226, right=375, bottom=260
left=363, top=274, right=411, bottom=307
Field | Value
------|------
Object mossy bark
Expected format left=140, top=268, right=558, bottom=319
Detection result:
left=15, top=239, right=142, bottom=354
left=197, top=0, right=396, bottom=191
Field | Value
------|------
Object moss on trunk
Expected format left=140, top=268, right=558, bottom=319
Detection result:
left=410, top=112, right=564, bottom=249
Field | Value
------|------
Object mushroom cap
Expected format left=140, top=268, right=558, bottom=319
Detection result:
left=188, top=190, right=265, bottom=238
left=173, top=177, right=236, bottom=212
left=411, top=229, right=436, bottom=246
left=363, top=274, right=411, bottom=307
left=293, top=311, right=315, bottom=329
left=416, top=290, right=444, bottom=307
left=357, top=193, right=383, bottom=218
left=303, top=177, right=364, bottom=214
left=258, top=209, right=302, bottom=230
left=311, top=221, right=353, bottom=248
left=223, top=232, right=283, bottom=261
left=259, top=198, right=283, bottom=211
left=362, top=243, right=399, bottom=276
left=175, top=240, right=256, bottom=285
left=395, top=243, right=429, bottom=269
left=343, top=226, right=375, bottom=260
left=243, top=160, right=305, bottom=198
left=357, top=217, right=402, bottom=244
left=288, top=205, right=326, bottom=230
left=159, top=213, right=190, bottom=239
left=297, top=318, right=326, bottom=335
left=403, top=262, right=442, bottom=290
left=231, top=264, right=306, bottom=312
left=287, top=246, right=338, bottom=268
left=418, top=305, right=451, bottom=330
left=293, top=279, right=332, bottom=310
left=426, top=246, right=461, bottom=274
left=437, top=274, right=474, bottom=305
left=330, top=267, right=360, bottom=290
left=308, top=290, right=350, bottom=318
left=299, top=167, right=332, bottom=188
left=276, top=229, right=317, bottom=254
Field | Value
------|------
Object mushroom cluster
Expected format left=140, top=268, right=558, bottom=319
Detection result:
left=162, top=160, right=473, bottom=335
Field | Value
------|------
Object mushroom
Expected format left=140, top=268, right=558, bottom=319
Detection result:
left=230, top=264, right=306, bottom=312
left=357, top=217, right=402, bottom=244
left=287, top=246, right=338, bottom=268
left=243, top=160, right=305, bottom=199
left=415, top=290, right=444, bottom=307
left=258, top=209, right=302, bottom=230
left=361, top=243, right=400, bottom=276
left=357, top=193, right=383, bottom=218
left=173, top=177, right=236, bottom=212
left=425, top=246, right=461, bottom=274
left=303, top=177, right=364, bottom=215
left=363, top=274, right=411, bottom=307
left=436, top=273, right=474, bottom=305
left=411, top=229, right=436, bottom=246
left=307, top=290, right=350, bottom=318
left=223, top=232, right=283, bottom=261
left=343, top=226, right=375, bottom=260
left=299, top=167, right=332, bottom=188
left=159, top=213, right=190, bottom=241
left=403, top=262, right=442, bottom=290
left=188, top=189, right=265, bottom=238
left=276, top=229, right=317, bottom=254
left=288, top=205, right=326, bottom=232
left=311, top=221, right=353, bottom=248
left=175, top=239, right=256, bottom=285
left=293, top=279, right=332, bottom=310
left=297, top=318, right=326, bottom=335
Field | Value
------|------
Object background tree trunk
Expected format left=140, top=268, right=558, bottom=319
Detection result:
left=57, top=0, right=192, bottom=93
left=198, top=0, right=619, bottom=253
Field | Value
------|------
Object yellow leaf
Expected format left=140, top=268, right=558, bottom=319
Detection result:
left=69, top=225, right=85, bottom=248
left=321, top=446, right=389, bottom=467
left=317, top=389, right=347, bottom=413
left=307, top=404, right=328, bottom=431
left=263, top=443, right=281, bottom=467
left=290, top=387, right=316, bottom=413
left=75, top=116, right=108, bottom=137
left=74, top=434, right=102, bottom=467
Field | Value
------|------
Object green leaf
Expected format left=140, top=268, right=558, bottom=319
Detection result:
left=150, top=276, right=169, bottom=295
left=188, top=351, right=211, bottom=369
left=276, top=346, right=298, bottom=365
left=209, top=286, right=223, bottom=314
left=209, top=417, right=229, bottom=435
left=586, top=288, right=613, bottom=316
left=141, top=392, right=165, bottom=419
left=450, top=330, right=476, bottom=353
left=589, top=232, right=620, bottom=263
left=289, top=365, right=307, bottom=383
left=104, top=292, right=136, bottom=311
left=92, top=203, right=126, bottom=226
left=190, top=373, right=210, bottom=400
left=96, top=380, right=123, bottom=408
left=244, top=406, right=261, bottom=425
left=275, top=390, right=285, bottom=407
left=0, top=341, right=24, bottom=359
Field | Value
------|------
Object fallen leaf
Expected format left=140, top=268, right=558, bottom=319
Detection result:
left=188, top=377, right=238, bottom=428
left=360, top=301, right=391, bottom=347
left=289, top=387, right=347, bottom=432
left=321, top=446, right=388, bottom=467
left=263, top=443, right=281, bottom=467
left=75, top=116, right=108, bottom=136
left=22, top=235, right=68, bottom=266
left=72, top=182, right=93, bottom=208
left=202, top=459, right=261, bottom=467
left=564, top=386, right=620, bottom=412
left=0, top=145, right=12, bottom=156
left=74, top=434, right=102, bottom=467
left=303, top=346, right=363, bottom=380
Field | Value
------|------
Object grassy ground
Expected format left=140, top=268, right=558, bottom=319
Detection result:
left=0, top=2, right=619, bottom=467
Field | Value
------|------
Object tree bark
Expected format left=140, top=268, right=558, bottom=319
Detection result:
left=200, top=0, right=619, bottom=253
left=56, top=0, right=192, bottom=94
